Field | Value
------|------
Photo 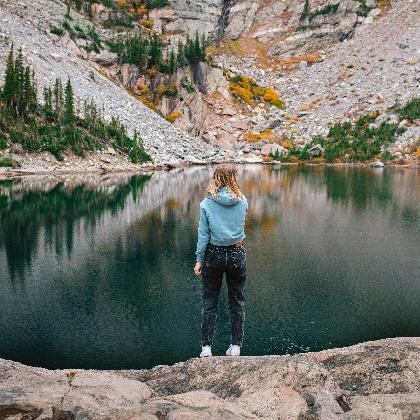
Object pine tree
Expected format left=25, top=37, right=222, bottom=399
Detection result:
left=169, top=50, right=177, bottom=74
left=148, top=34, right=162, bottom=68
left=53, top=78, right=64, bottom=117
left=201, top=34, right=206, bottom=60
left=193, top=31, right=201, bottom=62
left=23, top=66, right=32, bottom=112
left=43, top=86, right=53, bottom=115
left=2, top=45, right=16, bottom=110
left=64, top=78, right=75, bottom=124
left=176, top=40, right=187, bottom=68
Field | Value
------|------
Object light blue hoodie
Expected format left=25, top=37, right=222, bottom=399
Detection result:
left=196, top=186, right=248, bottom=262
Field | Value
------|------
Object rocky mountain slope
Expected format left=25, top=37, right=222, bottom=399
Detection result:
left=0, top=0, right=224, bottom=170
left=0, top=337, right=419, bottom=419
left=152, top=0, right=419, bottom=161
left=0, top=0, right=418, bottom=172
left=218, top=0, right=419, bottom=143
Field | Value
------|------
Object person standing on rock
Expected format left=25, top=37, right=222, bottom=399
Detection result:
left=194, top=164, right=248, bottom=358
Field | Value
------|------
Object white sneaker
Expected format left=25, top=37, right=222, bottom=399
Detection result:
left=226, top=344, right=241, bottom=356
left=200, top=345, right=212, bottom=357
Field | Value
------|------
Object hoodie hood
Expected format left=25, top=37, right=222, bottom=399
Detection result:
left=209, top=187, right=241, bottom=207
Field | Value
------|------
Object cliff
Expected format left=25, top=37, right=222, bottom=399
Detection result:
left=1, top=337, right=419, bottom=419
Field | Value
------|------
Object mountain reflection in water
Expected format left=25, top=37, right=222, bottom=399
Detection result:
left=0, top=166, right=419, bottom=369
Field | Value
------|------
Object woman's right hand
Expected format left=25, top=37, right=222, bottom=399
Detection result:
left=194, top=261, right=202, bottom=277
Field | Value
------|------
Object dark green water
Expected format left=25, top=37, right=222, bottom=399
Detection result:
left=1, top=165, right=419, bottom=370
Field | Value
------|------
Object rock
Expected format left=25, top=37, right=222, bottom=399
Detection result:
left=299, top=60, right=308, bottom=69
left=185, top=155, right=206, bottom=164
left=370, top=160, right=385, bottom=168
left=91, top=50, right=118, bottom=66
left=388, top=114, right=399, bottom=125
left=308, top=144, right=325, bottom=157
left=217, top=129, right=237, bottom=149
left=0, top=338, right=419, bottom=419
left=261, top=143, right=286, bottom=156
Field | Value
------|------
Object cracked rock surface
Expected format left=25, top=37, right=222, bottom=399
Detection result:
left=0, top=337, right=419, bottom=419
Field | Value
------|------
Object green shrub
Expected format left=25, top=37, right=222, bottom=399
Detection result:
left=50, top=26, right=64, bottom=36
left=308, top=3, right=340, bottom=21
left=0, top=156, right=20, bottom=168
left=355, top=0, right=372, bottom=17
left=74, top=23, right=84, bottom=33
left=180, top=77, right=195, bottom=93
left=62, top=20, right=73, bottom=32
left=307, top=112, right=405, bottom=162
left=392, top=98, right=420, bottom=121
left=0, top=134, right=7, bottom=150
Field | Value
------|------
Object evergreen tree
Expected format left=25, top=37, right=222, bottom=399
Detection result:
left=169, top=50, right=177, bottom=74
left=193, top=31, right=201, bottom=61
left=64, top=78, right=75, bottom=124
left=176, top=40, right=187, bottom=68
left=201, top=34, right=206, bottom=60
left=23, top=66, right=32, bottom=112
left=2, top=45, right=16, bottom=110
left=43, top=86, right=53, bottom=114
left=148, top=34, right=162, bottom=67
left=53, top=78, right=64, bottom=117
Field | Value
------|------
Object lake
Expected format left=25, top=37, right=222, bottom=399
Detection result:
left=1, top=165, right=419, bottom=370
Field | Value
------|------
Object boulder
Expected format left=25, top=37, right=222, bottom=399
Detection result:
left=217, top=129, right=237, bottom=149
left=91, top=50, right=118, bottom=66
left=261, top=143, right=287, bottom=156
left=370, top=160, right=385, bottom=168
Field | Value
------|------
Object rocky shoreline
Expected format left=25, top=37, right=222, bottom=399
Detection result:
left=1, top=159, right=419, bottom=180
left=0, top=337, right=419, bottom=419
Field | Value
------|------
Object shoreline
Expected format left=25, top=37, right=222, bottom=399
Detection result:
left=0, top=337, right=419, bottom=418
left=1, top=160, right=419, bottom=179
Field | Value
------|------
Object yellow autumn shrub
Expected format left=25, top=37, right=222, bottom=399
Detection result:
left=140, top=19, right=154, bottom=29
left=117, top=0, right=126, bottom=8
left=280, top=140, right=294, bottom=149
left=416, top=147, right=420, bottom=158
left=229, top=83, right=252, bottom=103
left=166, top=111, right=182, bottom=123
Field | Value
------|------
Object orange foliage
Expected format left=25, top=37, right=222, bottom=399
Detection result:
left=166, top=111, right=182, bottom=123
left=280, top=140, right=294, bottom=149
left=136, top=83, right=148, bottom=93
left=416, top=147, right=420, bottom=158
left=229, top=75, right=285, bottom=109
left=244, top=129, right=276, bottom=143
left=117, top=0, right=126, bottom=8
left=147, top=67, right=158, bottom=77
left=229, top=83, right=253, bottom=102
left=140, top=19, right=154, bottom=29
left=278, top=52, right=321, bottom=67
left=263, top=87, right=285, bottom=109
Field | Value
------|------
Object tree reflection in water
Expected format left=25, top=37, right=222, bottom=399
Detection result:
left=0, top=166, right=419, bottom=370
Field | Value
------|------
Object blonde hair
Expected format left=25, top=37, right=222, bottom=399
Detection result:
left=208, top=164, right=243, bottom=199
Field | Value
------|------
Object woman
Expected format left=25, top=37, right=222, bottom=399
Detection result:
left=194, top=164, right=248, bottom=357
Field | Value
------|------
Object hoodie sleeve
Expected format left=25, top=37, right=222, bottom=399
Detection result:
left=196, top=200, right=210, bottom=263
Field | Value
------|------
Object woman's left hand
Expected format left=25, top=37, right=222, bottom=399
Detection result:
left=194, top=262, right=202, bottom=277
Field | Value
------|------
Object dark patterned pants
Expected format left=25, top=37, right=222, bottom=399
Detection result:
left=201, top=243, right=247, bottom=347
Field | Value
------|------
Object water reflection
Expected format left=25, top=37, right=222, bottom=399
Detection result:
left=0, top=166, right=419, bottom=369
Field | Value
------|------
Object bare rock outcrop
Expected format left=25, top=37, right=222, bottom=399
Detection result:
left=0, top=337, right=419, bottom=419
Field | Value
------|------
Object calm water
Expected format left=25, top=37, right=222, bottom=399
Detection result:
left=1, top=165, right=419, bottom=370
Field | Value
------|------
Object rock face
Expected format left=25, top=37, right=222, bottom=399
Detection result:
left=152, top=0, right=380, bottom=56
left=0, top=337, right=419, bottom=419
